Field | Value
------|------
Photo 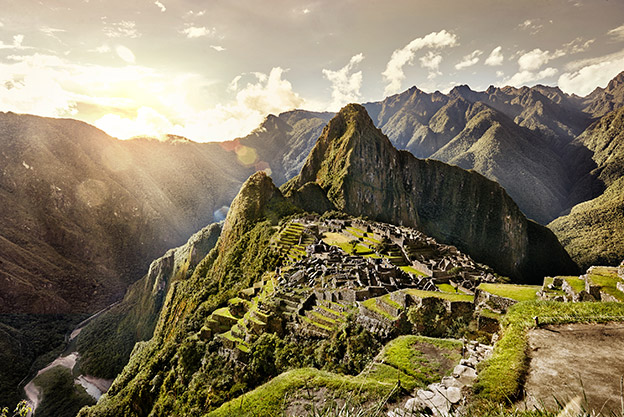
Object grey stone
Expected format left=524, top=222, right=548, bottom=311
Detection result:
left=441, top=376, right=463, bottom=389
left=446, top=386, right=462, bottom=404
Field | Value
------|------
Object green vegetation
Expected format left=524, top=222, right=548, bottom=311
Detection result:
left=209, top=335, right=462, bottom=417
left=436, top=283, right=457, bottom=293
left=399, top=265, right=427, bottom=277
left=0, top=314, right=84, bottom=407
left=549, top=177, right=624, bottom=270
left=404, top=289, right=473, bottom=302
left=477, top=283, right=540, bottom=301
left=564, top=276, right=586, bottom=294
left=32, top=366, right=95, bottom=417
left=474, top=301, right=624, bottom=403
left=587, top=267, right=624, bottom=301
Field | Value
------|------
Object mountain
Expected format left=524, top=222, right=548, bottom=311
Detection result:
left=75, top=222, right=222, bottom=380
left=0, top=112, right=250, bottom=315
left=282, top=104, right=577, bottom=282
left=0, top=112, right=250, bottom=407
left=582, top=71, right=624, bottom=118
left=549, top=106, right=624, bottom=269
left=222, top=110, right=333, bottom=185
left=76, top=107, right=577, bottom=417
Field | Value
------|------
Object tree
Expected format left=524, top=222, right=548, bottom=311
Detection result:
left=1, top=400, right=31, bottom=417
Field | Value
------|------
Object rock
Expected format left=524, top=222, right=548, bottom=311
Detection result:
left=404, top=397, right=424, bottom=412
left=441, top=376, right=463, bottom=389
left=416, top=389, right=435, bottom=401
left=453, top=364, right=477, bottom=386
left=446, top=386, right=462, bottom=404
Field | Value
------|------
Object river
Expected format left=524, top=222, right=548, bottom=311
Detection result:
left=23, top=302, right=120, bottom=416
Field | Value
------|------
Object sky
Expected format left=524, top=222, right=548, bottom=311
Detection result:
left=1, top=0, right=623, bottom=142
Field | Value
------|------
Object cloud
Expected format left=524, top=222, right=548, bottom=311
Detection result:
left=104, top=21, right=139, bottom=38
left=154, top=1, right=166, bottom=12
left=115, top=45, right=135, bottom=63
left=607, top=24, right=624, bottom=41
left=518, top=48, right=553, bottom=71
left=382, top=29, right=458, bottom=96
left=455, top=49, right=482, bottom=70
left=0, top=35, right=30, bottom=50
left=517, top=38, right=593, bottom=72
left=210, top=45, right=226, bottom=52
left=322, top=53, right=364, bottom=110
left=186, top=10, right=206, bottom=18
left=91, top=44, right=111, bottom=53
left=559, top=54, right=624, bottom=96
left=504, top=67, right=558, bottom=87
left=419, top=51, right=443, bottom=79
left=485, top=46, right=504, bottom=66
left=181, top=26, right=215, bottom=38
left=518, top=19, right=543, bottom=35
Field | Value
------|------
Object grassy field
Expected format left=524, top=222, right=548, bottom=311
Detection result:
left=478, top=283, right=540, bottom=301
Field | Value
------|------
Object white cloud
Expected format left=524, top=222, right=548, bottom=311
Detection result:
left=505, top=67, right=558, bottom=87
left=154, top=1, right=166, bottom=12
left=496, top=70, right=505, bottom=78
left=115, top=45, right=135, bottom=63
left=607, top=24, right=624, bottom=41
left=181, top=26, right=215, bottom=39
left=210, top=45, right=226, bottom=52
left=0, top=34, right=29, bottom=50
left=186, top=10, right=206, bottom=18
left=104, top=21, right=139, bottom=38
left=419, top=51, right=443, bottom=79
left=322, top=53, right=364, bottom=110
left=91, top=44, right=111, bottom=53
left=382, top=29, right=458, bottom=96
left=485, top=46, right=504, bottom=66
left=455, top=49, right=482, bottom=70
left=303, top=8, right=311, bottom=14
left=518, top=19, right=543, bottom=35
left=559, top=55, right=624, bottom=96
left=518, top=48, right=553, bottom=71
left=517, top=39, right=592, bottom=72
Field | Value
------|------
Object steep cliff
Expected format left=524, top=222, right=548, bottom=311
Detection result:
left=76, top=223, right=222, bottom=379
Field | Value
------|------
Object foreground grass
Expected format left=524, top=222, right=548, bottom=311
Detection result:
left=474, top=301, right=624, bottom=404
left=209, top=336, right=463, bottom=417
left=207, top=368, right=396, bottom=417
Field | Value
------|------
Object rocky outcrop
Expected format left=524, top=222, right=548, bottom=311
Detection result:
left=283, top=104, right=578, bottom=283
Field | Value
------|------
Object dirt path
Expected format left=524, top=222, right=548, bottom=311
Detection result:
left=520, top=323, right=624, bottom=414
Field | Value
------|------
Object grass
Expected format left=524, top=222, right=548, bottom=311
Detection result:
left=213, top=307, right=237, bottom=320
left=587, top=267, right=624, bottom=301
left=208, top=336, right=463, bottom=417
left=474, top=301, right=624, bottom=404
left=563, top=276, right=586, bottom=294
left=302, top=316, right=334, bottom=332
left=404, top=289, right=473, bottom=303
left=399, top=265, right=428, bottom=277
left=436, top=283, right=457, bottom=293
left=377, top=335, right=461, bottom=384
left=207, top=367, right=398, bottom=417
left=477, top=283, right=540, bottom=302
left=360, top=299, right=397, bottom=321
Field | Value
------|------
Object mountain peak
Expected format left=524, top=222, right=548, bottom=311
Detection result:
left=606, top=70, right=624, bottom=92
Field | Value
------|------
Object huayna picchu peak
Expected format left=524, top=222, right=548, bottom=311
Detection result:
left=283, top=104, right=578, bottom=283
